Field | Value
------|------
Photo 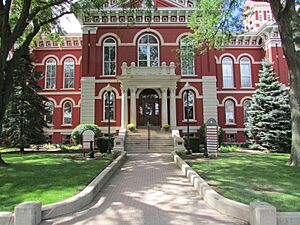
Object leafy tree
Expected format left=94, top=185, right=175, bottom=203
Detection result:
left=1, top=48, right=48, bottom=153
left=0, top=0, right=110, bottom=165
left=245, top=59, right=291, bottom=152
left=187, top=0, right=300, bottom=165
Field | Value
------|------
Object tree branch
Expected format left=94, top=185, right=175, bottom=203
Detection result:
left=28, top=0, right=71, bottom=21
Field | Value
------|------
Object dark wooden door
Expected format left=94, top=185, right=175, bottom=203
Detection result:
left=138, top=89, right=160, bottom=127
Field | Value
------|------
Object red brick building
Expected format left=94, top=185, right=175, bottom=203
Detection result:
left=33, top=0, right=289, bottom=144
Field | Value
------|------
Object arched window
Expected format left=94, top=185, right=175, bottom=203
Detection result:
left=225, top=100, right=235, bottom=124
left=243, top=100, right=251, bottom=123
left=222, top=57, right=234, bottom=88
left=45, top=58, right=57, bottom=89
left=63, top=101, right=72, bottom=125
left=180, top=39, right=194, bottom=75
left=45, top=101, right=54, bottom=124
left=64, top=58, right=75, bottom=88
left=104, top=92, right=115, bottom=120
left=240, top=57, right=252, bottom=87
left=103, top=38, right=116, bottom=75
left=183, top=91, right=195, bottom=120
left=138, top=34, right=159, bottom=67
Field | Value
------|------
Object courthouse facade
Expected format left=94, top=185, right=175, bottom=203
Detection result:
left=33, top=0, right=289, bottom=144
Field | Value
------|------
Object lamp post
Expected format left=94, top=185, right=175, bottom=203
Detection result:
left=106, top=83, right=113, bottom=154
left=184, top=82, right=192, bottom=155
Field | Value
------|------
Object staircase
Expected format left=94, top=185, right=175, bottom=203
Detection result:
left=125, top=129, right=174, bottom=153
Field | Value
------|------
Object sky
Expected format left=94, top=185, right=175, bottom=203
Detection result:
left=60, top=14, right=82, bottom=33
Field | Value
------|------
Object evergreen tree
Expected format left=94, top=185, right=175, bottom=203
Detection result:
left=2, top=49, right=48, bottom=152
left=245, top=59, right=291, bottom=152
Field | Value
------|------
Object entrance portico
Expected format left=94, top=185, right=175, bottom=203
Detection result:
left=118, top=62, right=179, bottom=129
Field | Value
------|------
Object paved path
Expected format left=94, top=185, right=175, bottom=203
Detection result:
left=42, top=154, right=248, bottom=225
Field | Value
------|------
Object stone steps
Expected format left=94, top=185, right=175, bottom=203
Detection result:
left=125, top=129, right=174, bottom=153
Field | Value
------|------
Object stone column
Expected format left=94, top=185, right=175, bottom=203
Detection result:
left=169, top=87, right=177, bottom=128
left=121, top=88, right=128, bottom=128
left=130, top=88, right=136, bottom=126
left=80, top=77, right=95, bottom=124
left=161, top=88, right=168, bottom=127
left=202, top=76, right=218, bottom=123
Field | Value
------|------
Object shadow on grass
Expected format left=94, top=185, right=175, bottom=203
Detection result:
left=0, top=153, right=111, bottom=212
left=187, top=153, right=300, bottom=212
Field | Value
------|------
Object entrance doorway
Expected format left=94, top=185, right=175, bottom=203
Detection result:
left=138, top=89, right=160, bottom=127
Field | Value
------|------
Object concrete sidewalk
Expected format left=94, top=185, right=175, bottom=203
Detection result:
left=41, top=154, right=248, bottom=225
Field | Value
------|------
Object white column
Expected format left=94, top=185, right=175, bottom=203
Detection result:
left=130, top=88, right=136, bottom=126
left=202, top=76, right=218, bottom=123
left=121, top=88, right=128, bottom=128
left=161, top=88, right=168, bottom=127
left=170, top=87, right=177, bottom=128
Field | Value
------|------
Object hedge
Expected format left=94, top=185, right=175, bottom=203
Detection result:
left=96, top=136, right=114, bottom=153
left=71, top=124, right=101, bottom=145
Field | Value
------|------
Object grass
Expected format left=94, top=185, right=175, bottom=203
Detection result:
left=0, top=153, right=111, bottom=212
left=187, top=153, right=300, bottom=212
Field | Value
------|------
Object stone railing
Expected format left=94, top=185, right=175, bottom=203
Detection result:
left=121, top=62, right=176, bottom=76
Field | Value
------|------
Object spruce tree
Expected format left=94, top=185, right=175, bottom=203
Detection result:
left=245, top=59, right=291, bottom=152
left=2, top=49, right=48, bottom=152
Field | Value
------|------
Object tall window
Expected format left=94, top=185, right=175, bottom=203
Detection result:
left=45, top=58, right=56, bottom=89
left=240, top=57, right=252, bottom=87
left=183, top=91, right=195, bottom=120
left=63, top=101, right=72, bottom=125
left=225, top=100, right=235, bottom=124
left=103, top=38, right=116, bottom=75
left=243, top=100, right=251, bottom=123
left=222, top=57, right=234, bottom=88
left=45, top=101, right=54, bottom=124
left=180, top=39, right=194, bottom=75
left=64, top=58, right=75, bottom=88
left=138, top=34, right=159, bottom=67
left=104, top=92, right=115, bottom=120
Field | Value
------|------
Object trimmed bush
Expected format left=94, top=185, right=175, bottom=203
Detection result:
left=60, top=145, right=80, bottom=153
left=184, top=136, right=201, bottom=153
left=96, top=136, right=114, bottom=153
left=219, top=144, right=240, bottom=153
left=71, top=124, right=101, bottom=145
left=127, top=123, right=135, bottom=131
left=176, top=149, right=186, bottom=158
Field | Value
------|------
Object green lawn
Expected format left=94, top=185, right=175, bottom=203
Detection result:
left=187, top=153, right=300, bottom=212
left=0, top=153, right=111, bottom=212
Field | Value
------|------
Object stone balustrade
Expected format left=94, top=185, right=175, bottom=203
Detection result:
left=121, top=62, right=176, bottom=76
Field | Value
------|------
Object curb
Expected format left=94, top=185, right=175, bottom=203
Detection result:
left=41, top=151, right=127, bottom=219
left=171, top=151, right=250, bottom=222
left=0, top=151, right=127, bottom=225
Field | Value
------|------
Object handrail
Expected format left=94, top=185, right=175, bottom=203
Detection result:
left=147, top=121, right=150, bottom=150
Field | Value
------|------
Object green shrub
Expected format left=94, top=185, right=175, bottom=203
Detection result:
left=199, top=125, right=206, bottom=144
left=71, top=124, right=101, bottom=145
left=112, top=150, right=121, bottom=159
left=218, top=128, right=224, bottom=147
left=176, top=149, right=186, bottom=158
left=184, top=136, right=201, bottom=153
left=96, top=136, right=114, bottom=153
left=60, top=145, right=80, bottom=153
left=219, top=144, right=240, bottom=153
left=163, top=124, right=170, bottom=130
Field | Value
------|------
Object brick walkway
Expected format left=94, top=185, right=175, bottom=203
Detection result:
left=42, top=154, right=248, bottom=225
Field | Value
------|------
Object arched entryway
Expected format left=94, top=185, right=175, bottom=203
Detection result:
left=138, top=89, right=160, bottom=127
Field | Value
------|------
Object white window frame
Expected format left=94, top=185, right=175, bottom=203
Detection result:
left=180, top=39, right=195, bottom=76
left=222, top=57, right=234, bottom=88
left=45, top=58, right=56, bottom=89
left=243, top=100, right=251, bottom=123
left=183, top=91, right=195, bottom=121
left=225, top=100, right=235, bottom=124
left=138, top=34, right=159, bottom=67
left=103, top=38, right=117, bottom=76
left=63, top=101, right=72, bottom=125
left=103, top=92, right=115, bottom=121
left=240, top=57, right=252, bottom=88
left=63, top=58, right=75, bottom=89
left=45, top=101, right=54, bottom=125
